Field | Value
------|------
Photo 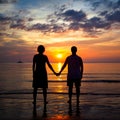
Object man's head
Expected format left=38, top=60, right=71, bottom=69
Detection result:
left=71, top=46, right=77, bottom=54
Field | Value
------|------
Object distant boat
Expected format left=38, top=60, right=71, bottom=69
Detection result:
left=17, top=60, right=23, bottom=63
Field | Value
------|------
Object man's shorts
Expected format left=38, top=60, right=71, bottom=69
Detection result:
left=67, top=79, right=81, bottom=87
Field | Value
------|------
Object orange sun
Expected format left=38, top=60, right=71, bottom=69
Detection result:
left=56, top=54, right=63, bottom=59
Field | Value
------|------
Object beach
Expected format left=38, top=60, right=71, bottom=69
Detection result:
left=0, top=63, right=120, bottom=120
left=0, top=92, right=120, bottom=120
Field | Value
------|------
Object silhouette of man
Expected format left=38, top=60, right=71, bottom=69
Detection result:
left=57, top=46, right=83, bottom=105
left=32, top=45, right=56, bottom=106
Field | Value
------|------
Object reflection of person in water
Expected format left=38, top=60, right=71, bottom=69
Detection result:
left=32, top=45, right=56, bottom=106
left=57, top=46, right=83, bottom=105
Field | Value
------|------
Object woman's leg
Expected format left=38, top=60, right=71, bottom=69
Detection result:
left=33, top=88, right=37, bottom=104
left=43, top=88, right=47, bottom=104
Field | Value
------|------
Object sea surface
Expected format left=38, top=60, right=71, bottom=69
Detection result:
left=0, top=63, right=120, bottom=120
left=0, top=62, right=120, bottom=95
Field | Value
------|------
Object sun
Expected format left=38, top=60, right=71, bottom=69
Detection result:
left=56, top=53, right=63, bottom=59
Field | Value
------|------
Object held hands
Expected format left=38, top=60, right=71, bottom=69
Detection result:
left=54, top=72, right=61, bottom=76
left=55, top=72, right=61, bottom=76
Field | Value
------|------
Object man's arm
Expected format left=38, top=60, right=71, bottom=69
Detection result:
left=80, top=58, right=83, bottom=79
left=59, top=58, right=68, bottom=75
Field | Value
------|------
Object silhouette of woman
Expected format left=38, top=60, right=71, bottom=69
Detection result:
left=32, top=45, right=56, bottom=105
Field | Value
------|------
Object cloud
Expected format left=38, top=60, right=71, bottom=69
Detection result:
left=0, top=0, right=17, bottom=4
left=69, top=22, right=81, bottom=30
left=10, top=18, right=27, bottom=30
left=28, top=23, right=64, bottom=33
left=114, top=0, right=120, bottom=9
left=46, top=4, right=120, bottom=34
left=106, top=10, right=120, bottom=22
left=0, top=0, right=120, bottom=36
left=0, top=13, right=11, bottom=22
left=58, top=10, right=111, bottom=34
left=29, top=23, right=50, bottom=32
left=81, top=17, right=111, bottom=33
left=84, top=0, right=119, bottom=10
left=99, top=11, right=108, bottom=16
left=62, top=9, right=86, bottom=22
left=0, top=13, right=26, bottom=30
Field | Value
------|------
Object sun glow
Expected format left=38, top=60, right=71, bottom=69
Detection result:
left=56, top=54, right=63, bottom=59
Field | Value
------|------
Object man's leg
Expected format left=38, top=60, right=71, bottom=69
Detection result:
left=76, top=86, right=80, bottom=104
left=76, top=86, right=80, bottom=113
left=68, top=86, right=73, bottom=103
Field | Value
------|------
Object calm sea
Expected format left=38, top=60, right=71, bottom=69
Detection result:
left=0, top=63, right=120, bottom=95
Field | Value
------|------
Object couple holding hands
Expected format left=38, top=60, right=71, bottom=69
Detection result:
left=32, top=45, right=83, bottom=106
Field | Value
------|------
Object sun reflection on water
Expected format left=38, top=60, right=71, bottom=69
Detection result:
left=57, top=62, right=62, bottom=71
left=57, top=85, right=64, bottom=93
left=57, top=62, right=62, bottom=81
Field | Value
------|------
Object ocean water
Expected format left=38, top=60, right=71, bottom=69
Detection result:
left=0, top=63, right=120, bottom=120
left=0, top=62, right=120, bottom=95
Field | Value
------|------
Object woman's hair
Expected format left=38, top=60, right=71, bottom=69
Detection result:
left=37, top=45, right=45, bottom=53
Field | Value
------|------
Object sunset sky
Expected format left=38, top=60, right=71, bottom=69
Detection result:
left=0, top=0, right=120, bottom=63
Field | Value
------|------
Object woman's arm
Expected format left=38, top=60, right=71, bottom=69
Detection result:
left=46, top=58, right=56, bottom=74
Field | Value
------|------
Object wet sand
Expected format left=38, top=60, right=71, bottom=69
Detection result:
left=0, top=93, right=120, bottom=120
